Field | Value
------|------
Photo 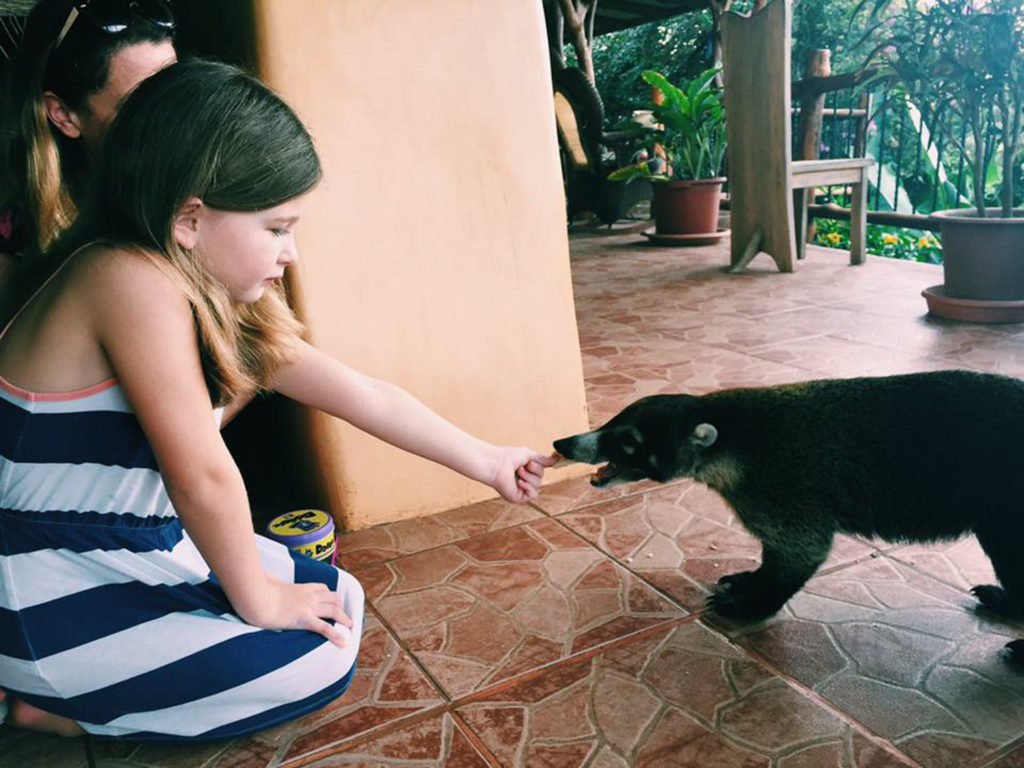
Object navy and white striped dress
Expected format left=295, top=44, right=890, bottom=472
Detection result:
left=0, top=305, right=364, bottom=740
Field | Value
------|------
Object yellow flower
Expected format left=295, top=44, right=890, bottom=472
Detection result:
left=882, top=233, right=900, bottom=245
left=825, top=232, right=842, bottom=245
left=918, top=236, right=938, bottom=248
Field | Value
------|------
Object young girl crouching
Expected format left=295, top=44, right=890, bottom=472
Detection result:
left=0, top=60, right=554, bottom=741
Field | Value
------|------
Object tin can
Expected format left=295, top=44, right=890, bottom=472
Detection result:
left=265, top=509, right=336, bottom=563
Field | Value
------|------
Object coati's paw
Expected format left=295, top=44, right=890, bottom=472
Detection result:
left=715, top=571, right=760, bottom=590
left=1004, top=640, right=1024, bottom=667
left=971, top=584, right=1024, bottom=619
left=707, top=576, right=785, bottom=622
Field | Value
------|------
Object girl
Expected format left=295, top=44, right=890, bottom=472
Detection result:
left=0, top=59, right=555, bottom=740
left=1, top=0, right=176, bottom=271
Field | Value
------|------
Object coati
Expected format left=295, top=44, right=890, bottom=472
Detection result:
left=553, top=370, right=1024, bottom=662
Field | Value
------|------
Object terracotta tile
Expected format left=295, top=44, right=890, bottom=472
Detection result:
left=126, top=741, right=231, bottom=768
left=557, top=483, right=878, bottom=612
left=207, top=738, right=280, bottom=768
left=335, top=498, right=543, bottom=569
left=280, top=613, right=445, bottom=764
left=532, top=475, right=671, bottom=516
left=889, top=537, right=998, bottom=592
left=296, top=713, right=492, bottom=767
left=457, top=621, right=908, bottom=767
left=728, top=556, right=1024, bottom=768
left=749, top=335, right=952, bottom=378
left=982, top=741, right=1024, bottom=767
left=360, top=519, right=683, bottom=698
left=87, top=737, right=141, bottom=763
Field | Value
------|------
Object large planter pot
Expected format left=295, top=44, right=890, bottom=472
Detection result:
left=652, top=177, right=725, bottom=236
left=922, top=208, right=1024, bottom=323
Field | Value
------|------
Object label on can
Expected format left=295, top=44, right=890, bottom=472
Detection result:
left=266, top=509, right=336, bottom=562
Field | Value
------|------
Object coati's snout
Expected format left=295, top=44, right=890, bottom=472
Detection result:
left=554, top=396, right=718, bottom=487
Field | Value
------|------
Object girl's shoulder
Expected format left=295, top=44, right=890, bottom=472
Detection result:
left=67, top=244, right=192, bottom=326
left=72, top=243, right=183, bottom=292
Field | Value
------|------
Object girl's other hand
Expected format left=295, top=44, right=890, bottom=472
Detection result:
left=240, top=574, right=353, bottom=647
left=490, top=448, right=558, bottom=503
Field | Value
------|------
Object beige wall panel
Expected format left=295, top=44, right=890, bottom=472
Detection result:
left=254, top=0, right=591, bottom=529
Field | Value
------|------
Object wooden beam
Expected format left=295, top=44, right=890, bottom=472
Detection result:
left=807, top=203, right=942, bottom=232
left=791, top=67, right=886, bottom=101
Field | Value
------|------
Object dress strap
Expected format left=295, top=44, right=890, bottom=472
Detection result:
left=0, top=242, right=98, bottom=343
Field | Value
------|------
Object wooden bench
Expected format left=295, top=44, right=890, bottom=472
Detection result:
left=720, top=0, right=874, bottom=273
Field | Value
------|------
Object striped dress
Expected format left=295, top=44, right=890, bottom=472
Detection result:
left=0, top=290, right=364, bottom=741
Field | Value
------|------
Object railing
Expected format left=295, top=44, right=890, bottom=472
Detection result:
left=791, top=54, right=1004, bottom=235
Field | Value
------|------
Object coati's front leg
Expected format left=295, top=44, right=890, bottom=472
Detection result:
left=971, top=520, right=1024, bottom=664
left=708, top=526, right=833, bottom=622
left=971, top=520, right=1024, bottom=619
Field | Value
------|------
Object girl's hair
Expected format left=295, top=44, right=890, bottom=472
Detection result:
left=60, top=59, right=321, bottom=404
left=0, top=0, right=176, bottom=255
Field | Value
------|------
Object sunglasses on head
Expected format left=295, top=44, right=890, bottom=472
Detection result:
left=55, top=0, right=175, bottom=50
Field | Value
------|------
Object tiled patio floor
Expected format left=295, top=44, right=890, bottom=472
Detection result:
left=4, top=235, right=1024, bottom=767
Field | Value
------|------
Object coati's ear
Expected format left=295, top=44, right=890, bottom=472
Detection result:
left=690, top=423, right=718, bottom=448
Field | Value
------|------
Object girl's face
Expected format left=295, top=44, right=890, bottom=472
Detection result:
left=191, top=196, right=307, bottom=303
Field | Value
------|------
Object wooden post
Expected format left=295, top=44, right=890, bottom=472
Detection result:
left=795, top=49, right=830, bottom=253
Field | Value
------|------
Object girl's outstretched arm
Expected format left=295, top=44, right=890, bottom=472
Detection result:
left=271, top=340, right=556, bottom=502
left=89, top=250, right=350, bottom=643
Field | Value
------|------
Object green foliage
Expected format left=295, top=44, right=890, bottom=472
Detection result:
left=814, top=219, right=943, bottom=263
left=862, top=0, right=1024, bottom=217
left=607, top=67, right=727, bottom=182
left=591, top=13, right=714, bottom=127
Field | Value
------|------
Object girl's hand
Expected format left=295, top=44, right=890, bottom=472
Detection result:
left=240, top=574, right=353, bottom=647
left=489, top=448, right=559, bottom=503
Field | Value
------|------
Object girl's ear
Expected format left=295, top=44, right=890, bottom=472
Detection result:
left=172, top=197, right=204, bottom=249
left=43, top=91, right=83, bottom=139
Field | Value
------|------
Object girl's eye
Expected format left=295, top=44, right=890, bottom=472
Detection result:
left=270, top=228, right=289, bottom=237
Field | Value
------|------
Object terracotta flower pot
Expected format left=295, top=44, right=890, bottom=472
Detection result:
left=652, top=177, right=725, bottom=235
left=922, top=208, right=1024, bottom=323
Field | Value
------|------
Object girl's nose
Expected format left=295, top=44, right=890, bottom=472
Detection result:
left=279, top=246, right=299, bottom=266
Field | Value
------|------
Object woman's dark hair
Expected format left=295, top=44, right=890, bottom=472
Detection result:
left=0, top=0, right=176, bottom=254
left=67, top=59, right=321, bottom=404
left=92, top=58, right=322, bottom=242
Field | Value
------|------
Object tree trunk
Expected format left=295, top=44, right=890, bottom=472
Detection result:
left=999, top=88, right=1022, bottom=218
left=971, top=108, right=986, bottom=218
left=796, top=50, right=831, bottom=243
left=559, top=0, right=596, bottom=84
left=543, top=0, right=566, bottom=71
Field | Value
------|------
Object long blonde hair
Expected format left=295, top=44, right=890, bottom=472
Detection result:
left=52, top=61, right=320, bottom=405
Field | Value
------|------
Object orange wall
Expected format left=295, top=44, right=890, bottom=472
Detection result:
left=253, top=0, right=591, bottom=529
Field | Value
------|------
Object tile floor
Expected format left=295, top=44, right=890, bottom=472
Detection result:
left=4, top=234, right=1024, bottom=767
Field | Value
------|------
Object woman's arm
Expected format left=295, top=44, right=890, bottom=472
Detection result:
left=271, top=340, right=555, bottom=502
left=88, top=250, right=350, bottom=643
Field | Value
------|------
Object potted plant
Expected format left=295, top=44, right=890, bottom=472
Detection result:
left=864, top=0, right=1024, bottom=322
left=609, top=67, right=728, bottom=239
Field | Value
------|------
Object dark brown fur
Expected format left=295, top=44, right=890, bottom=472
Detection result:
left=554, top=370, right=1024, bottom=662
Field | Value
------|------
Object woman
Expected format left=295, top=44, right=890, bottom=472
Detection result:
left=0, top=0, right=176, bottom=269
